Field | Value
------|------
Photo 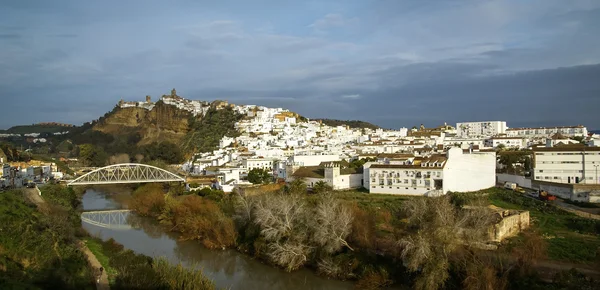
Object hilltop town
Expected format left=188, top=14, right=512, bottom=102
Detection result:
left=2, top=90, right=599, bottom=204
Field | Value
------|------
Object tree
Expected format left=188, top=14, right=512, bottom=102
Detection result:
left=247, top=168, right=271, bottom=184
left=253, top=193, right=311, bottom=271
left=78, top=144, right=108, bottom=166
left=311, top=193, right=354, bottom=253
left=312, top=180, right=332, bottom=194
left=285, top=179, right=306, bottom=194
left=398, top=196, right=495, bottom=290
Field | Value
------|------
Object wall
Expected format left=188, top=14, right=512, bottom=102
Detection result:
left=369, top=184, right=430, bottom=195
left=496, top=173, right=532, bottom=189
left=443, top=148, right=496, bottom=193
left=488, top=210, right=530, bottom=243
left=289, top=154, right=340, bottom=166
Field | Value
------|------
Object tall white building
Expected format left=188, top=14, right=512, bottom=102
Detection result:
left=533, top=145, right=600, bottom=184
left=456, top=121, right=507, bottom=138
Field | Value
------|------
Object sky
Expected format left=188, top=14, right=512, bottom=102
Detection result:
left=1, top=0, right=599, bottom=130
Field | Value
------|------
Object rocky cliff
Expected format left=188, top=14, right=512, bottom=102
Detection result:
left=93, top=101, right=192, bottom=146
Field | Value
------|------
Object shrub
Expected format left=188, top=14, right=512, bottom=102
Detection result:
left=129, top=184, right=165, bottom=217
left=163, top=195, right=237, bottom=249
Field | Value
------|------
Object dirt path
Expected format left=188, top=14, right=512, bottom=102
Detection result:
left=79, top=241, right=110, bottom=290
left=23, top=187, right=111, bottom=290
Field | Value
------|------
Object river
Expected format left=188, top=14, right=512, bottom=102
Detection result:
left=81, top=188, right=355, bottom=290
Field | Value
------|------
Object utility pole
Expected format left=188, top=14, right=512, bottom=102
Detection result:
left=595, top=164, right=599, bottom=184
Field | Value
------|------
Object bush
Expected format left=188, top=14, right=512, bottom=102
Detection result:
left=0, top=190, right=94, bottom=289
left=162, top=195, right=237, bottom=249
left=129, top=184, right=165, bottom=217
left=566, top=218, right=600, bottom=235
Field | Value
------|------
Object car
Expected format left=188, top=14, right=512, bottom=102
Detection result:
left=26, top=183, right=36, bottom=188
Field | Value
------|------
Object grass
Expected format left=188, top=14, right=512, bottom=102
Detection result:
left=334, top=190, right=409, bottom=212
left=473, top=187, right=600, bottom=263
left=84, top=237, right=118, bottom=284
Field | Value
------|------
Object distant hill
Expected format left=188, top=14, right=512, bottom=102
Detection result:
left=0, top=123, right=73, bottom=134
left=314, top=119, right=381, bottom=130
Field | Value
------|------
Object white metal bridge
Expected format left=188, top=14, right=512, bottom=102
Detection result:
left=81, top=209, right=133, bottom=230
left=67, top=163, right=185, bottom=186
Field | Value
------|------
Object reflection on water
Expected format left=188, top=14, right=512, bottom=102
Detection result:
left=82, top=188, right=353, bottom=290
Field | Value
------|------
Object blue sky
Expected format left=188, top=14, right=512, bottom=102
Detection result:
left=1, top=0, right=599, bottom=129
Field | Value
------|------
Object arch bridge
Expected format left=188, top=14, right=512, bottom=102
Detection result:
left=68, top=163, right=185, bottom=186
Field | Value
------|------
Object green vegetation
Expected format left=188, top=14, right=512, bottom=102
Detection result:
left=247, top=168, right=272, bottom=184
left=182, top=106, right=244, bottom=153
left=0, top=142, right=31, bottom=162
left=139, top=141, right=185, bottom=164
left=457, top=187, right=600, bottom=263
left=130, top=184, right=237, bottom=249
left=312, top=180, right=333, bottom=194
left=0, top=189, right=94, bottom=289
left=83, top=237, right=117, bottom=283
left=335, top=190, right=407, bottom=212
left=497, top=149, right=532, bottom=175
left=314, top=119, right=381, bottom=130
left=84, top=238, right=215, bottom=290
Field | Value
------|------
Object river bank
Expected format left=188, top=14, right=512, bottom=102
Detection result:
left=82, top=188, right=355, bottom=290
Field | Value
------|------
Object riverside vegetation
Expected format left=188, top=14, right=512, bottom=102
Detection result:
left=0, top=185, right=215, bottom=290
left=130, top=182, right=599, bottom=289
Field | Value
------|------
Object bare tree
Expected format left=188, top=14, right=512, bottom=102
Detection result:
left=253, top=193, right=312, bottom=271
left=398, top=196, right=495, bottom=290
left=311, top=193, right=354, bottom=253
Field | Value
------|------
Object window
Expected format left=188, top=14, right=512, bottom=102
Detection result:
left=387, top=180, right=393, bottom=186
left=404, top=179, right=409, bottom=184
left=425, top=180, right=431, bottom=187
left=371, top=178, right=376, bottom=182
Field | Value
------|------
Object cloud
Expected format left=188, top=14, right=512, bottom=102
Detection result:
left=0, top=1, right=599, bottom=130
left=340, top=94, right=360, bottom=100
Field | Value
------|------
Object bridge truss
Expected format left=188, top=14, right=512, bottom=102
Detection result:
left=68, top=163, right=185, bottom=186
left=81, top=210, right=133, bottom=230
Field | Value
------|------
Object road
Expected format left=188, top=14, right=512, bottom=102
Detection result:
left=23, top=187, right=110, bottom=290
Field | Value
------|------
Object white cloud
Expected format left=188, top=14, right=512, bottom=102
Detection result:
left=340, top=94, right=360, bottom=99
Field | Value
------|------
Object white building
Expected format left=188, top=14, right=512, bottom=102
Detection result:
left=366, top=148, right=496, bottom=195
left=242, top=158, right=276, bottom=172
left=533, top=145, right=600, bottom=184
left=456, top=121, right=507, bottom=138
left=287, top=161, right=363, bottom=190
left=288, top=154, right=340, bottom=167
left=506, top=125, right=587, bottom=138
left=485, top=137, right=527, bottom=149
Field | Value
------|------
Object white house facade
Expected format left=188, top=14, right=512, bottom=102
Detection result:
left=533, top=145, right=600, bottom=184
left=366, top=148, right=496, bottom=195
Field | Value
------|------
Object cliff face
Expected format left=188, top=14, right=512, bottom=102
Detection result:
left=93, top=101, right=192, bottom=145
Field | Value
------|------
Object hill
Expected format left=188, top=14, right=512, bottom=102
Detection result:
left=0, top=123, right=73, bottom=134
left=314, top=118, right=381, bottom=130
